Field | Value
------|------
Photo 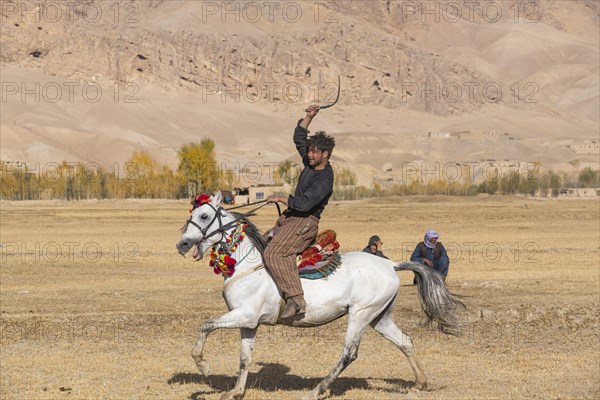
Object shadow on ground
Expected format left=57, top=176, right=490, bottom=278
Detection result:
left=169, top=362, right=414, bottom=398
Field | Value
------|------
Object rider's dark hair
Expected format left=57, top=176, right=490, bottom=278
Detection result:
left=308, top=131, right=335, bottom=159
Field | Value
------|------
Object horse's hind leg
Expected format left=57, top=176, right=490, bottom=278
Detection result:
left=303, top=310, right=371, bottom=400
left=370, top=311, right=427, bottom=390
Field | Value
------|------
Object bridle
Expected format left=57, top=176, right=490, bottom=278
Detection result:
left=183, top=200, right=275, bottom=245
left=184, top=202, right=228, bottom=243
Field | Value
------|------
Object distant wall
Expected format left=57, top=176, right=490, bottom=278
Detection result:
left=248, top=185, right=288, bottom=203
left=559, top=188, right=600, bottom=197
left=569, top=143, right=600, bottom=155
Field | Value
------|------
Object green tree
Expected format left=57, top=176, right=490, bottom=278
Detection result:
left=540, top=170, right=561, bottom=197
left=548, top=170, right=561, bottom=196
left=478, top=178, right=498, bottom=194
left=500, top=171, right=520, bottom=194
left=98, top=170, right=109, bottom=199
left=578, top=167, right=599, bottom=188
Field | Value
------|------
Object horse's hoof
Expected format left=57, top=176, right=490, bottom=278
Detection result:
left=412, top=381, right=427, bottom=391
left=301, top=390, right=320, bottom=400
left=196, top=360, right=211, bottom=376
left=220, top=391, right=243, bottom=400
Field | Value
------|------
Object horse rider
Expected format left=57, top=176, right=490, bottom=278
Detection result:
left=410, top=229, right=450, bottom=282
left=265, top=104, right=336, bottom=320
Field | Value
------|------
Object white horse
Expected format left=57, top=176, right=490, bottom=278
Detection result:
left=176, top=192, right=464, bottom=400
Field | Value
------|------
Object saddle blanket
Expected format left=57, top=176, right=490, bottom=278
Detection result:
left=297, top=230, right=342, bottom=280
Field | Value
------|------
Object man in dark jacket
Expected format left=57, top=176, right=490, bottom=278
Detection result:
left=410, top=229, right=450, bottom=282
left=363, top=235, right=389, bottom=259
left=265, top=104, right=335, bottom=320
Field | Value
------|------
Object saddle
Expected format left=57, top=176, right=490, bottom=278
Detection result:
left=297, top=230, right=342, bottom=280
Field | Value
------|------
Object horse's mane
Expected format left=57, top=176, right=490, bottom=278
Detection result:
left=230, top=212, right=266, bottom=256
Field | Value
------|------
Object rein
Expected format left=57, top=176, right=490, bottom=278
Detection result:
left=225, top=200, right=270, bottom=211
left=226, top=199, right=282, bottom=218
left=223, top=263, right=265, bottom=287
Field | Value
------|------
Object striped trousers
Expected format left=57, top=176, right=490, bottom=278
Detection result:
left=263, top=213, right=319, bottom=299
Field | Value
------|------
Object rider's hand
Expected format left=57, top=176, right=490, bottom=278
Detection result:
left=423, top=259, right=433, bottom=268
left=267, top=195, right=281, bottom=203
left=304, top=104, right=320, bottom=117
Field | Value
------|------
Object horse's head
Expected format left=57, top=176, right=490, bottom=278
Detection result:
left=176, top=191, right=233, bottom=261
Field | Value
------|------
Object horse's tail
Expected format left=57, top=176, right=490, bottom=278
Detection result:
left=394, top=262, right=466, bottom=335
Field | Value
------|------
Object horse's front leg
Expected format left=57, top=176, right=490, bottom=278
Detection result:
left=221, top=327, right=257, bottom=400
left=191, top=309, right=257, bottom=377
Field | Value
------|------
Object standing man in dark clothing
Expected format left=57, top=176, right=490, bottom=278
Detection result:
left=363, top=235, right=389, bottom=259
left=265, top=104, right=335, bottom=320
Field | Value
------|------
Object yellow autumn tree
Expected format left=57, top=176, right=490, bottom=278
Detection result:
left=124, top=150, right=160, bottom=198
left=0, top=161, right=19, bottom=199
left=335, top=166, right=357, bottom=186
left=177, top=139, right=221, bottom=194
left=277, top=160, right=300, bottom=186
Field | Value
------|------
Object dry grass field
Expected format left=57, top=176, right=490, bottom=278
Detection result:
left=1, top=196, right=598, bottom=400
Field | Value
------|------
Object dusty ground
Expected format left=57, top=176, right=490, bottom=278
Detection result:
left=1, top=196, right=598, bottom=399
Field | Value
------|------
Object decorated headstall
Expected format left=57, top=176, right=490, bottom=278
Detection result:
left=184, top=193, right=226, bottom=242
left=190, top=193, right=211, bottom=212
left=183, top=194, right=247, bottom=277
